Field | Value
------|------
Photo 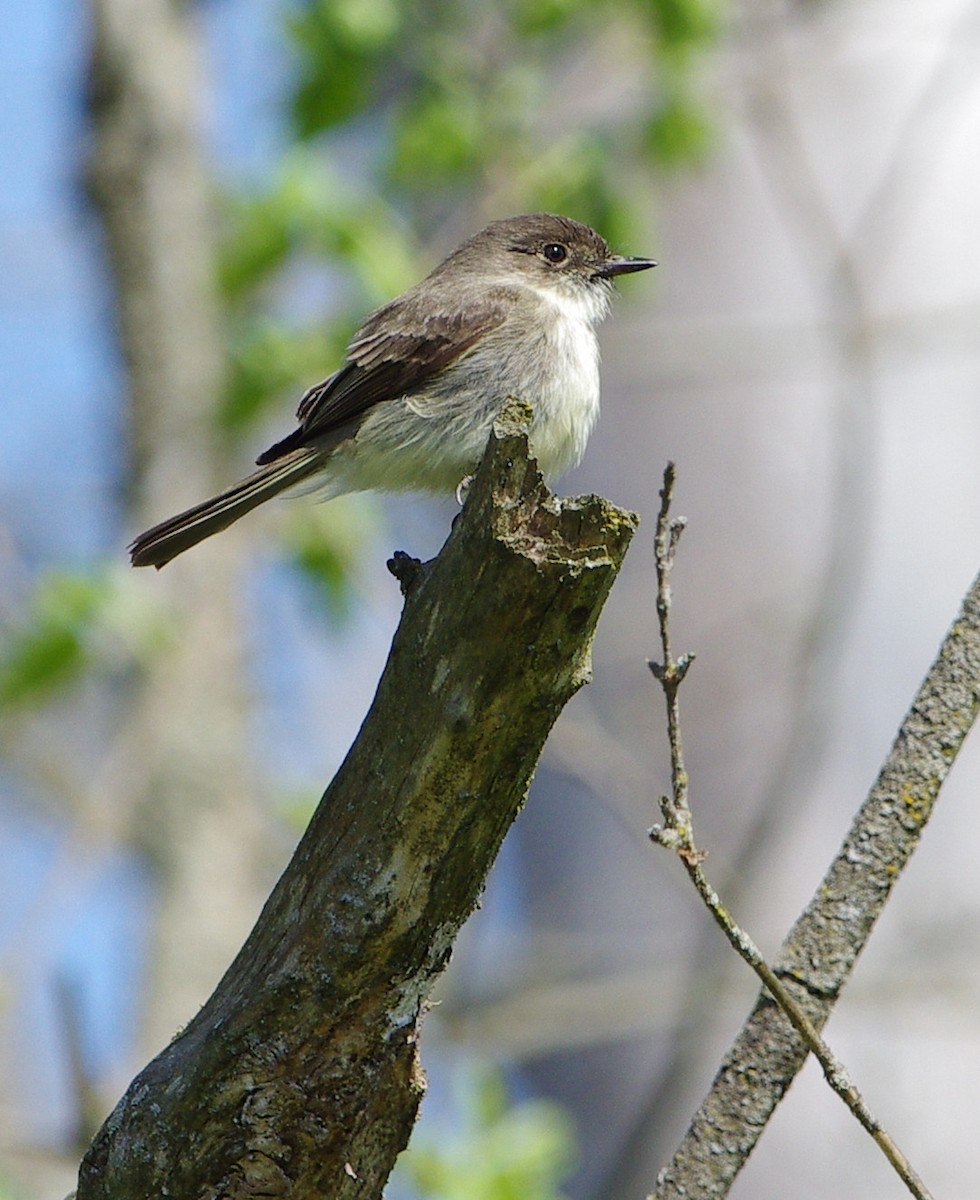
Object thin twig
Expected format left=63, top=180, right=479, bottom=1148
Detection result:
left=647, top=463, right=933, bottom=1200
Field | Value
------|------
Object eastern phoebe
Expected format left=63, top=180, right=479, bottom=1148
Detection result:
left=130, top=213, right=655, bottom=567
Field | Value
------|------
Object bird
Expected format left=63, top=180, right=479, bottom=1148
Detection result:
left=129, top=213, right=655, bottom=568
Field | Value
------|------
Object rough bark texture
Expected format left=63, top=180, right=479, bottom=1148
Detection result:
left=654, top=568, right=980, bottom=1198
left=74, top=403, right=638, bottom=1199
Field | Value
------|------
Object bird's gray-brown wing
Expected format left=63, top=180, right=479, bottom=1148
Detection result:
left=256, top=295, right=507, bottom=465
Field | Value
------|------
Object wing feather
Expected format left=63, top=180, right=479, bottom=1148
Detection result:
left=257, top=295, right=507, bottom=466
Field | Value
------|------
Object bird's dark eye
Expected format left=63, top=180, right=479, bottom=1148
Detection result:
left=542, top=243, right=568, bottom=264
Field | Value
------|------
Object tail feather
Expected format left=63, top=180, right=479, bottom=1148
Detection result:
left=129, top=450, right=321, bottom=568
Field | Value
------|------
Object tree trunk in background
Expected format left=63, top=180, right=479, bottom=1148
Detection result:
left=86, top=0, right=268, bottom=1059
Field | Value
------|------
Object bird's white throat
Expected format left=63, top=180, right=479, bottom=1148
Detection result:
left=522, top=282, right=608, bottom=478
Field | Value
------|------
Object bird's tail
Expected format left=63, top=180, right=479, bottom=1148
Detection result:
left=129, top=449, right=321, bottom=568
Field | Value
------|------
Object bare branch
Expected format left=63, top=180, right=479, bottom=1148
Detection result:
left=648, top=465, right=957, bottom=1200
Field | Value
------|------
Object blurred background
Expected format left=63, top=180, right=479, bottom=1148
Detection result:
left=2, top=0, right=980, bottom=1197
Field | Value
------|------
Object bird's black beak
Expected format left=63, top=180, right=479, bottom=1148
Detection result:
left=594, top=255, right=657, bottom=279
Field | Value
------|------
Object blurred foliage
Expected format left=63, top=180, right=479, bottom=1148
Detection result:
left=217, top=159, right=420, bottom=307
left=287, top=0, right=403, bottom=135
left=651, top=0, right=721, bottom=46
left=283, top=495, right=383, bottom=624
left=0, top=572, right=103, bottom=706
left=217, top=0, right=723, bottom=612
left=219, top=0, right=723, bottom=436
left=0, top=570, right=170, bottom=710
left=9, top=0, right=724, bottom=712
left=396, top=1066, right=576, bottom=1200
left=217, top=159, right=421, bottom=438
left=645, top=92, right=713, bottom=163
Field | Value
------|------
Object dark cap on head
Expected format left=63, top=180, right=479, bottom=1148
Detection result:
left=436, top=213, right=656, bottom=284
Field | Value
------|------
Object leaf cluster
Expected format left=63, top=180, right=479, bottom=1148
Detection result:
left=0, top=570, right=169, bottom=710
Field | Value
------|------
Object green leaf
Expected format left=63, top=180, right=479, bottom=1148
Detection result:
left=647, top=0, right=721, bottom=48
left=389, top=87, right=485, bottom=188
left=0, top=621, right=86, bottom=708
left=0, top=572, right=106, bottom=706
left=0, top=570, right=173, bottom=710
left=286, top=0, right=403, bottom=137
left=217, top=158, right=423, bottom=435
left=509, top=0, right=594, bottom=37
left=645, top=94, right=713, bottom=165
left=396, top=1065, right=576, bottom=1200
left=221, top=321, right=348, bottom=434
left=217, top=193, right=294, bottom=302
left=218, top=161, right=340, bottom=302
left=283, top=496, right=382, bottom=626
left=292, top=529, right=353, bottom=623
left=328, top=0, right=401, bottom=47
left=512, top=131, right=635, bottom=246
left=306, top=204, right=421, bottom=303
